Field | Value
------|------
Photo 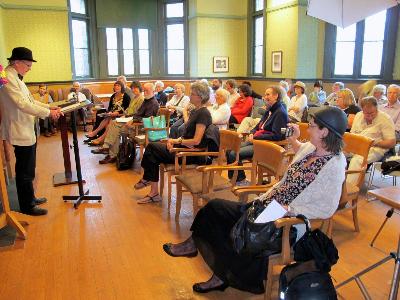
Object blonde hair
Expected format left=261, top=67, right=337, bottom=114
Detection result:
left=216, top=88, right=230, bottom=103
left=174, top=83, right=185, bottom=93
left=338, top=88, right=356, bottom=107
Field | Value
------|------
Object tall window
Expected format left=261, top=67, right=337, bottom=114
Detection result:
left=164, top=1, right=186, bottom=75
left=105, top=28, right=150, bottom=76
left=251, top=0, right=264, bottom=75
left=70, top=0, right=91, bottom=77
left=332, top=10, right=388, bottom=78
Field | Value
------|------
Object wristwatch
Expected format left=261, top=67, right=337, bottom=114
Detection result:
left=177, top=137, right=183, bottom=144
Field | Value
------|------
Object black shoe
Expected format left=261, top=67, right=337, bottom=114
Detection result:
left=34, top=197, right=47, bottom=205
left=91, top=148, right=109, bottom=155
left=192, top=282, right=228, bottom=293
left=162, top=243, right=198, bottom=258
left=22, top=207, right=48, bottom=216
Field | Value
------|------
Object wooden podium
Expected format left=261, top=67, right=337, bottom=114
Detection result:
left=52, top=99, right=90, bottom=186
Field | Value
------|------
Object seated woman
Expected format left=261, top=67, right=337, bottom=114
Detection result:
left=134, top=82, right=212, bottom=204
left=227, top=86, right=288, bottom=183
left=165, top=83, right=190, bottom=123
left=229, top=84, right=253, bottom=125
left=336, top=88, right=360, bottom=130
left=308, top=80, right=326, bottom=107
left=288, top=81, right=308, bottom=122
left=208, top=88, right=231, bottom=129
left=85, top=81, right=130, bottom=145
left=163, top=106, right=347, bottom=294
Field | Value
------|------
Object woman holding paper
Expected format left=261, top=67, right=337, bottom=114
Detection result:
left=162, top=106, right=347, bottom=294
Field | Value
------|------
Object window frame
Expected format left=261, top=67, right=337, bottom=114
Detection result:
left=68, top=0, right=97, bottom=79
left=248, top=0, right=266, bottom=76
left=159, top=0, right=189, bottom=76
left=323, top=6, right=399, bottom=80
left=101, top=27, right=152, bottom=78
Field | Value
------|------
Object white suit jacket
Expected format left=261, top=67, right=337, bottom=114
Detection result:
left=0, top=66, right=50, bottom=146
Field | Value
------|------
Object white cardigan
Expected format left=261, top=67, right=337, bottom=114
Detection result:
left=0, top=66, right=50, bottom=146
left=259, top=142, right=346, bottom=219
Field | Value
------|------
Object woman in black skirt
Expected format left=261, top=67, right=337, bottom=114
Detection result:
left=163, top=106, right=349, bottom=294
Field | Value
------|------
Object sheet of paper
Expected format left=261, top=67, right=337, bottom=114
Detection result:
left=254, top=200, right=287, bottom=223
left=116, top=116, right=133, bottom=123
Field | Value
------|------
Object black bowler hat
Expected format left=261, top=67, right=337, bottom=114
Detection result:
left=7, top=47, right=37, bottom=62
left=310, top=106, right=347, bottom=138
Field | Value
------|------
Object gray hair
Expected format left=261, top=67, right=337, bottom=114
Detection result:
left=372, top=84, right=387, bottom=95
left=360, top=96, right=378, bottom=108
left=388, top=84, right=400, bottom=90
left=216, top=88, right=230, bottom=103
left=143, top=82, right=155, bottom=92
left=200, top=79, right=209, bottom=86
left=191, top=82, right=210, bottom=104
left=154, top=80, right=164, bottom=88
left=117, top=75, right=127, bottom=85
left=334, top=82, right=345, bottom=90
left=279, top=80, right=289, bottom=92
left=225, top=79, right=237, bottom=89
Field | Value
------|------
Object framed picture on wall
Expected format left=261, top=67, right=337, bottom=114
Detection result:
left=213, top=56, right=229, bottom=73
left=271, top=51, right=283, bottom=73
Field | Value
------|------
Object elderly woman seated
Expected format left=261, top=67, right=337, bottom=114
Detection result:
left=163, top=106, right=347, bottom=294
left=229, top=84, right=254, bottom=125
left=134, top=82, right=212, bottom=204
left=227, top=86, right=288, bottom=184
left=207, top=88, right=231, bottom=129
left=287, top=81, right=307, bottom=122
left=336, top=88, right=361, bottom=130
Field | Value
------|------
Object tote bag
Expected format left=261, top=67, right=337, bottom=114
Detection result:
left=142, top=115, right=168, bottom=142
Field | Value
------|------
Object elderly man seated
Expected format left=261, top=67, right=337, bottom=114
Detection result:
left=325, top=82, right=344, bottom=106
left=348, top=96, right=396, bottom=184
left=379, top=84, right=400, bottom=141
left=372, top=84, right=388, bottom=106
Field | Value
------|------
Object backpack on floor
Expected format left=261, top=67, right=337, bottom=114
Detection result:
left=116, top=133, right=136, bottom=170
left=279, top=261, right=337, bottom=300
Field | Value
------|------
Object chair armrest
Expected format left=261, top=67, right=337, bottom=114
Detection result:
left=345, top=168, right=365, bottom=175
left=199, top=165, right=253, bottom=172
left=169, top=147, right=207, bottom=153
left=232, top=185, right=272, bottom=196
left=176, top=151, right=219, bottom=158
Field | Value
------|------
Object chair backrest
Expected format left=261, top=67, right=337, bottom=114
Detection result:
left=217, top=130, right=241, bottom=165
left=343, top=132, right=374, bottom=188
left=251, top=140, right=286, bottom=184
left=343, top=132, right=373, bottom=166
left=158, top=107, right=171, bottom=130
left=298, top=122, right=310, bottom=142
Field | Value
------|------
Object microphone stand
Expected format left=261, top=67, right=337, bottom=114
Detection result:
left=335, top=235, right=400, bottom=300
left=62, top=102, right=102, bottom=209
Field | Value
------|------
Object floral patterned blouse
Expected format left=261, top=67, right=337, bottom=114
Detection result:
left=264, top=151, right=334, bottom=206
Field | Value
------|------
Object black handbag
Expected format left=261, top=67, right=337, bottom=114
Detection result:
left=293, top=215, right=339, bottom=273
left=230, top=200, right=297, bottom=257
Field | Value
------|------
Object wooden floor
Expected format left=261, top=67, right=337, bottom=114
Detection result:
left=0, top=132, right=399, bottom=300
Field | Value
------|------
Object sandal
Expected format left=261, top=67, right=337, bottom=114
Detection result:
left=137, top=194, right=162, bottom=204
left=134, top=179, right=151, bottom=190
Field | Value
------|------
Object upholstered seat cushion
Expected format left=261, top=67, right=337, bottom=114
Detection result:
left=175, top=173, right=231, bottom=194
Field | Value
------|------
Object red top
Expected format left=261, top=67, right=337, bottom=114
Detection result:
left=230, top=96, right=253, bottom=123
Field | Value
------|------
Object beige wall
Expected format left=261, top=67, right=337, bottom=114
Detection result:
left=0, top=1, right=72, bottom=82
left=0, top=7, right=6, bottom=66
left=188, top=0, right=247, bottom=77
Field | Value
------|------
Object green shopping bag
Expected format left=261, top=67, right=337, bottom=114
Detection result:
left=142, top=115, right=168, bottom=142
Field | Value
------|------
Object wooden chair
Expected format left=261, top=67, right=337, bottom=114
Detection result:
left=133, top=108, right=171, bottom=159
left=297, top=122, right=310, bottom=142
left=174, top=130, right=242, bottom=219
left=264, top=216, right=331, bottom=300
left=328, top=132, right=373, bottom=235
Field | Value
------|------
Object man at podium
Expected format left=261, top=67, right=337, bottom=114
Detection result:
left=0, top=47, right=62, bottom=216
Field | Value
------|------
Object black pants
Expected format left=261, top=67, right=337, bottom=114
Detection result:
left=141, top=142, right=205, bottom=182
left=14, top=144, right=37, bottom=212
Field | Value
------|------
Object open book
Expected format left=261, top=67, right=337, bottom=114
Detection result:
left=254, top=200, right=287, bottom=223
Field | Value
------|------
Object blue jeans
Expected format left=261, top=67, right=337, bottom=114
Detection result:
left=227, top=141, right=254, bottom=181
